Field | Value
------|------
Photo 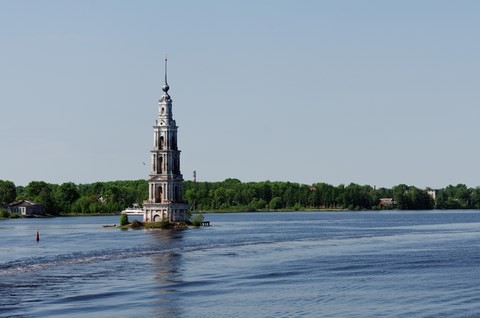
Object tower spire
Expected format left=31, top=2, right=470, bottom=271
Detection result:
left=162, top=56, right=170, bottom=95
left=164, top=56, right=168, bottom=85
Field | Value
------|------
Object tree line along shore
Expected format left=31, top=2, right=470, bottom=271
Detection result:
left=0, top=178, right=479, bottom=216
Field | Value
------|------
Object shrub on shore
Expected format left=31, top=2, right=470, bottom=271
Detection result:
left=190, top=213, right=204, bottom=226
left=119, top=214, right=129, bottom=226
left=0, top=209, right=9, bottom=219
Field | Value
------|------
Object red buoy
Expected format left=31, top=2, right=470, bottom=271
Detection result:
left=36, top=231, right=39, bottom=242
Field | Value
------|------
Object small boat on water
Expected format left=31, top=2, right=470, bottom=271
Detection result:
left=121, top=204, right=144, bottom=216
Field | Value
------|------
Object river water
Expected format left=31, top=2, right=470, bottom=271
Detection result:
left=1, top=211, right=480, bottom=317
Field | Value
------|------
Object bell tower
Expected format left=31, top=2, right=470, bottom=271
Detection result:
left=143, top=58, right=189, bottom=222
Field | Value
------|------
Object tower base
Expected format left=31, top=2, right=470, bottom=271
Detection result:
left=143, top=202, right=189, bottom=223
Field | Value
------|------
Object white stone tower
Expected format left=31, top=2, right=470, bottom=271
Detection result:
left=143, top=58, right=189, bottom=222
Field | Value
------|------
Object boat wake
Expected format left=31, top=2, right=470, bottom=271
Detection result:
left=0, top=239, right=275, bottom=276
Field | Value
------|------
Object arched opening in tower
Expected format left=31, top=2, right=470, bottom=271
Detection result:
left=160, top=136, right=165, bottom=150
left=156, top=185, right=163, bottom=203
left=158, top=156, right=163, bottom=173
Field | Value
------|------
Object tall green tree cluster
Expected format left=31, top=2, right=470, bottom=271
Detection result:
left=435, top=184, right=480, bottom=209
left=73, top=180, right=147, bottom=214
left=3, top=178, right=480, bottom=214
left=183, top=179, right=433, bottom=211
left=0, top=179, right=147, bottom=214
left=0, top=180, right=16, bottom=206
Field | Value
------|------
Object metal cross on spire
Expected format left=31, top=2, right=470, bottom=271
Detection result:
left=164, top=55, right=168, bottom=85
left=162, top=55, right=170, bottom=95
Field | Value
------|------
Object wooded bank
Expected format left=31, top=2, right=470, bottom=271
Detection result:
left=0, top=179, right=478, bottom=215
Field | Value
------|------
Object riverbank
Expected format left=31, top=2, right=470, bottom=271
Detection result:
left=0, top=211, right=120, bottom=221
left=60, top=212, right=119, bottom=217
left=0, top=208, right=393, bottom=221
left=192, top=207, right=349, bottom=213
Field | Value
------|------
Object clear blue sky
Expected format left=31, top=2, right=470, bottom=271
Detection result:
left=1, top=0, right=480, bottom=188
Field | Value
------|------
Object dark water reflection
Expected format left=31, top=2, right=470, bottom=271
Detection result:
left=149, top=230, right=185, bottom=317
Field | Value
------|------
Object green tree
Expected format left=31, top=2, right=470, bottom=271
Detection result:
left=120, top=214, right=129, bottom=226
left=55, top=182, right=80, bottom=213
left=344, top=183, right=373, bottom=210
left=36, top=187, right=57, bottom=214
left=283, top=186, right=296, bottom=208
left=334, top=184, right=345, bottom=209
left=437, top=184, right=470, bottom=209
left=0, top=180, right=16, bottom=205
left=190, top=213, right=204, bottom=226
left=71, top=195, right=97, bottom=214
left=307, top=189, right=319, bottom=207
left=23, top=181, right=57, bottom=213
left=255, top=198, right=268, bottom=210
left=0, top=209, right=9, bottom=218
left=409, top=188, right=434, bottom=210
left=392, top=184, right=410, bottom=210
left=269, top=197, right=283, bottom=210
left=471, top=187, right=480, bottom=209
left=23, top=181, right=49, bottom=199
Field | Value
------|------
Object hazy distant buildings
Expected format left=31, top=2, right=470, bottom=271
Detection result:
left=378, top=198, right=395, bottom=207
left=426, top=188, right=439, bottom=201
left=143, top=59, right=189, bottom=222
